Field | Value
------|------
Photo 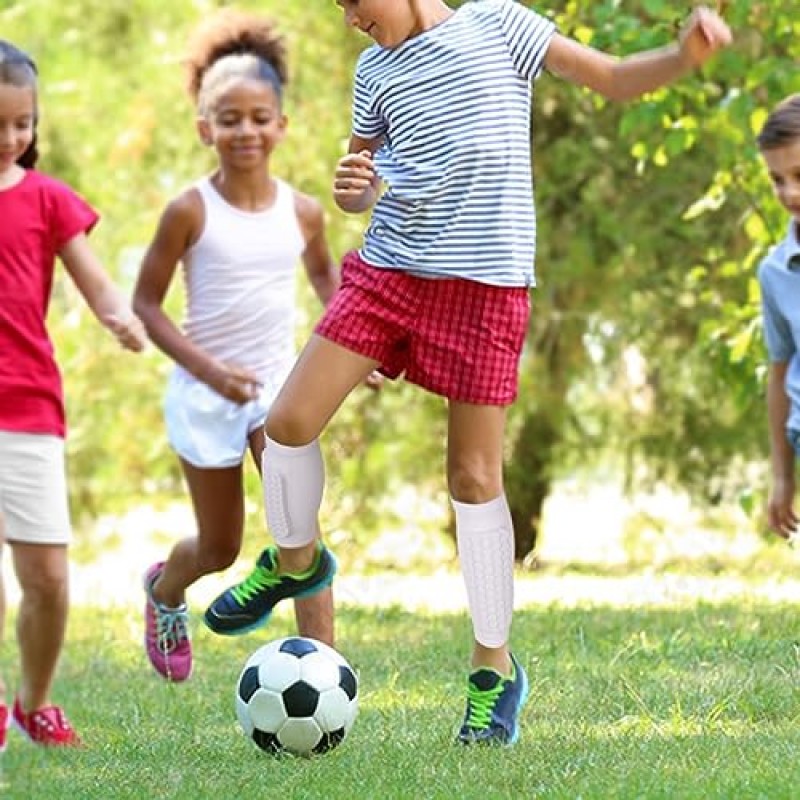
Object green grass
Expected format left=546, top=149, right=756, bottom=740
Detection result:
left=1, top=600, right=798, bottom=800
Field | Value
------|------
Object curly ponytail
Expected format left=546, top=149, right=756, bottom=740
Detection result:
left=185, top=10, right=288, bottom=115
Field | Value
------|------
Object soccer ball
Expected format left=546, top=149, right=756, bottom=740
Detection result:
left=235, top=636, right=358, bottom=756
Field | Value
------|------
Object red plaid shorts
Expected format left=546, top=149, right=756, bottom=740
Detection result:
left=315, top=250, right=530, bottom=406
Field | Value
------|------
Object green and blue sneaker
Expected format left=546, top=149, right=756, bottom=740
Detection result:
left=457, top=653, right=529, bottom=745
left=203, top=543, right=336, bottom=635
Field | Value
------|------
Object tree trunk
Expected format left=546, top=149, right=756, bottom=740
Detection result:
left=505, top=410, right=558, bottom=564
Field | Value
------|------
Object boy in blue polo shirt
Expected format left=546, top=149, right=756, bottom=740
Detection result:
left=756, top=95, right=800, bottom=542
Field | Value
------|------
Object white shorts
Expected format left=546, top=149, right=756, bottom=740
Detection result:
left=0, top=431, right=72, bottom=545
left=164, top=367, right=286, bottom=469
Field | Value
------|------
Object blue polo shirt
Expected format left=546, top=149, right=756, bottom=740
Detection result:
left=758, top=219, right=800, bottom=432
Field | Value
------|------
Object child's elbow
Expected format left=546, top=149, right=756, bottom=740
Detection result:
left=131, top=294, right=156, bottom=330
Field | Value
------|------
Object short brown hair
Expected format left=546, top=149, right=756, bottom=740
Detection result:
left=756, top=94, right=800, bottom=151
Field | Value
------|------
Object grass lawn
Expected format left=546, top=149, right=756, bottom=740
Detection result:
left=0, top=597, right=798, bottom=800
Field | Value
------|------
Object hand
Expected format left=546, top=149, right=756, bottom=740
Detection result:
left=333, top=150, right=377, bottom=211
left=202, top=361, right=262, bottom=404
left=103, top=309, right=147, bottom=352
left=677, top=6, right=732, bottom=69
left=766, top=478, right=799, bottom=540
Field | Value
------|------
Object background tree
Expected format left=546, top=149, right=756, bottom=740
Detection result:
left=2, top=0, right=796, bottom=563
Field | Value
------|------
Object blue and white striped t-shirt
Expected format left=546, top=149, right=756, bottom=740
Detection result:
left=352, top=0, right=556, bottom=287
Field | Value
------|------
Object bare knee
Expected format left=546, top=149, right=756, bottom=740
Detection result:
left=196, top=541, right=240, bottom=574
left=17, top=565, right=68, bottom=605
left=448, top=461, right=502, bottom=504
left=266, top=403, right=319, bottom=446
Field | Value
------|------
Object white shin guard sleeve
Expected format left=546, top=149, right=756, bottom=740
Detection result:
left=262, top=436, right=324, bottom=549
left=452, top=495, right=515, bottom=648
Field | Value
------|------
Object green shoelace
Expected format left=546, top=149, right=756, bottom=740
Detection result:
left=231, top=563, right=282, bottom=604
left=230, top=546, right=323, bottom=605
left=464, top=677, right=505, bottom=730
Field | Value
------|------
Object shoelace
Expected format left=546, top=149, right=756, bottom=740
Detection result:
left=17, top=705, right=76, bottom=744
left=31, top=707, right=72, bottom=734
left=231, top=563, right=282, bottom=604
left=464, top=678, right=505, bottom=730
left=155, top=606, right=189, bottom=653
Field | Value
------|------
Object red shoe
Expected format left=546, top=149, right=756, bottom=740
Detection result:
left=0, top=704, right=8, bottom=752
left=12, top=697, right=80, bottom=746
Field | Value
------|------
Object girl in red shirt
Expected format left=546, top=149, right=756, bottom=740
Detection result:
left=0, top=40, right=146, bottom=748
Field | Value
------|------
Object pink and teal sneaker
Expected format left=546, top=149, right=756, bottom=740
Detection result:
left=143, top=562, right=193, bottom=682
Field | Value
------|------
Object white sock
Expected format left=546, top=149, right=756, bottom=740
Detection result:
left=262, top=436, right=324, bottom=548
left=452, top=494, right=515, bottom=649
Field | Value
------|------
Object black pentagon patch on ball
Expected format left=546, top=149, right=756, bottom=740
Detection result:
left=313, top=728, right=345, bottom=755
left=238, top=665, right=261, bottom=703
left=279, top=637, right=319, bottom=657
left=252, top=729, right=282, bottom=754
left=339, top=666, right=357, bottom=701
left=282, top=680, right=320, bottom=717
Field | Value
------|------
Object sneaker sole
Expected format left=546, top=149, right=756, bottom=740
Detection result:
left=202, top=571, right=336, bottom=636
left=508, top=659, right=529, bottom=746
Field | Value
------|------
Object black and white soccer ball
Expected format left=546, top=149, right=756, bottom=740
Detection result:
left=235, top=636, right=358, bottom=756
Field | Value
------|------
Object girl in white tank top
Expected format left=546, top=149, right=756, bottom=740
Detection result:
left=131, top=10, right=340, bottom=683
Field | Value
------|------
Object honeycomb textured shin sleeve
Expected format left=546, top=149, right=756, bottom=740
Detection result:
left=262, top=436, right=324, bottom=548
left=452, top=495, right=515, bottom=648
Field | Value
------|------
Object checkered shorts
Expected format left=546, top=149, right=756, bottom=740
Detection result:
left=315, top=251, right=530, bottom=405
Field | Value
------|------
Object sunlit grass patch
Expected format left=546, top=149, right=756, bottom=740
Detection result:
left=0, top=601, right=798, bottom=799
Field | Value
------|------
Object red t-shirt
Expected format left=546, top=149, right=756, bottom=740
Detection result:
left=0, top=170, right=99, bottom=437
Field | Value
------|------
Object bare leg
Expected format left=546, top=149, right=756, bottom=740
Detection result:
left=448, top=402, right=513, bottom=675
left=292, top=589, right=335, bottom=645
left=152, top=461, right=245, bottom=608
left=266, top=334, right=379, bottom=451
left=12, top=542, right=69, bottom=710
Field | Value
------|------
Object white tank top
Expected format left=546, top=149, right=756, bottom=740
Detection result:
left=181, top=177, right=306, bottom=384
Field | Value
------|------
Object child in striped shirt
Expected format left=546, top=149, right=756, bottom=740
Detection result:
left=215, top=0, right=731, bottom=746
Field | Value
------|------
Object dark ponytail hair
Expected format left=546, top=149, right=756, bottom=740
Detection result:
left=0, top=40, right=39, bottom=168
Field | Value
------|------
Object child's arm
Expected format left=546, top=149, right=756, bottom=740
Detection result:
left=333, top=136, right=383, bottom=214
left=295, top=192, right=340, bottom=306
left=544, top=5, right=731, bottom=102
left=766, top=360, right=798, bottom=538
left=59, top=234, right=147, bottom=352
left=132, top=192, right=259, bottom=404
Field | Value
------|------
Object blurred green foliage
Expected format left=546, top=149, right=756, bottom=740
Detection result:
left=1, top=1, right=797, bottom=557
